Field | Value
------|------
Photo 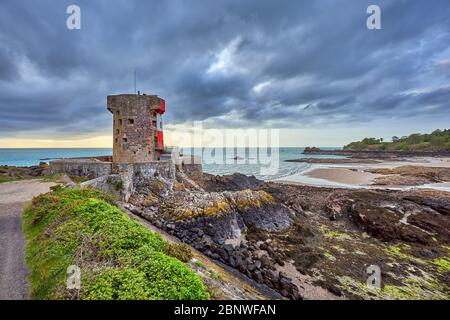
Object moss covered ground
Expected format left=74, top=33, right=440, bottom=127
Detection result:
left=23, top=186, right=209, bottom=300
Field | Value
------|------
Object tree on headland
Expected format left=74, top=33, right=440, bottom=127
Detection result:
left=344, top=129, right=450, bottom=152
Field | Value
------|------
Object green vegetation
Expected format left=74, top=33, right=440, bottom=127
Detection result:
left=40, top=173, right=91, bottom=184
left=70, top=175, right=94, bottom=183
left=0, top=175, right=17, bottom=183
left=383, top=244, right=419, bottom=261
left=114, top=180, right=124, bottom=191
left=384, top=243, right=450, bottom=275
left=320, top=225, right=352, bottom=240
left=0, top=165, right=43, bottom=183
left=23, top=186, right=208, bottom=300
left=337, top=274, right=448, bottom=300
left=39, top=173, right=62, bottom=182
left=323, top=252, right=337, bottom=261
left=193, top=260, right=205, bottom=269
left=431, top=256, right=450, bottom=273
left=167, top=243, right=193, bottom=263
left=163, top=190, right=276, bottom=219
left=344, top=129, right=450, bottom=152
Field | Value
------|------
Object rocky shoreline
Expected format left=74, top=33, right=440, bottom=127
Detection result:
left=286, top=158, right=380, bottom=164
left=128, top=176, right=302, bottom=299
left=3, top=162, right=449, bottom=299
left=368, top=165, right=450, bottom=186
left=284, top=149, right=450, bottom=188
left=0, top=163, right=49, bottom=183
left=302, top=148, right=450, bottom=159
left=125, top=171, right=449, bottom=300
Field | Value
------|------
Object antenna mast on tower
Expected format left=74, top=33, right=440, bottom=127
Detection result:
left=134, top=70, right=137, bottom=94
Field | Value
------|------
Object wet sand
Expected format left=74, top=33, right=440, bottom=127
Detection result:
left=305, top=168, right=378, bottom=185
left=275, top=157, right=450, bottom=191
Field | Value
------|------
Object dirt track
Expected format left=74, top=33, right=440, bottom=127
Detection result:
left=0, top=180, right=55, bottom=300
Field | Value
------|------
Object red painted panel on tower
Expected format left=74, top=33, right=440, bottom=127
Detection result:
left=159, top=99, right=165, bottom=114
left=157, top=131, right=164, bottom=150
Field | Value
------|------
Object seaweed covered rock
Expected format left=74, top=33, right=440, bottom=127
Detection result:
left=201, top=173, right=264, bottom=192
left=135, top=187, right=300, bottom=300
left=336, top=191, right=450, bottom=245
left=129, top=176, right=172, bottom=207
left=157, top=189, right=294, bottom=242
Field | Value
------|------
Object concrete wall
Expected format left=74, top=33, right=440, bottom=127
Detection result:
left=50, top=159, right=112, bottom=178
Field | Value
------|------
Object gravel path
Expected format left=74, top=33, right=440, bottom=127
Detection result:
left=0, top=180, right=55, bottom=300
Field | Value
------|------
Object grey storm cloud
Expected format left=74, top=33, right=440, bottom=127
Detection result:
left=0, top=0, right=449, bottom=138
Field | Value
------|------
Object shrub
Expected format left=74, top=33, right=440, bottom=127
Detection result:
left=23, top=187, right=208, bottom=300
left=114, top=180, right=124, bottom=191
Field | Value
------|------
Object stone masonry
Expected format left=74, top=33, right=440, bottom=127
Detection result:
left=107, top=94, right=165, bottom=163
left=49, top=93, right=202, bottom=201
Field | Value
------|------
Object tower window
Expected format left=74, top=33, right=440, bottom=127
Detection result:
left=116, top=110, right=120, bottom=115
left=119, top=119, right=123, bottom=126
left=116, top=129, right=120, bottom=134
left=128, top=118, right=135, bottom=125
left=123, top=137, right=127, bottom=143
left=115, top=138, right=118, bottom=143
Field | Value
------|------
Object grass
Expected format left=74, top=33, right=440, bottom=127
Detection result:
left=70, top=176, right=94, bottom=183
left=0, top=176, right=18, bottom=183
left=41, top=174, right=92, bottom=184
left=23, top=186, right=209, bottom=300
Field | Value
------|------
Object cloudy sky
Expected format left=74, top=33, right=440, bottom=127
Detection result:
left=0, top=0, right=449, bottom=147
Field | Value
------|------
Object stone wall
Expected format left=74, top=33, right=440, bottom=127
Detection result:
left=49, top=159, right=112, bottom=178
left=133, top=161, right=176, bottom=180
left=50, top=157, right=177, bottom=201
left=174, top=155, right=203, bottom=182
left=113, top=160, right=176, bottom=201
left=79, top=174, right=123, bottom=197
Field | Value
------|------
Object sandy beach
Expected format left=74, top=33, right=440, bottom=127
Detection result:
left=275, top=157, right=450, bottom=191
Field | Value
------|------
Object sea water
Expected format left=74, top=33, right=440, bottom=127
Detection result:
left=0, top=147, right=342, bottom=181
left=0, top=148, right=112, bottom=167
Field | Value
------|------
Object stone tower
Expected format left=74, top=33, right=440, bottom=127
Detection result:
left=107, top=93, right=165, bottom=163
